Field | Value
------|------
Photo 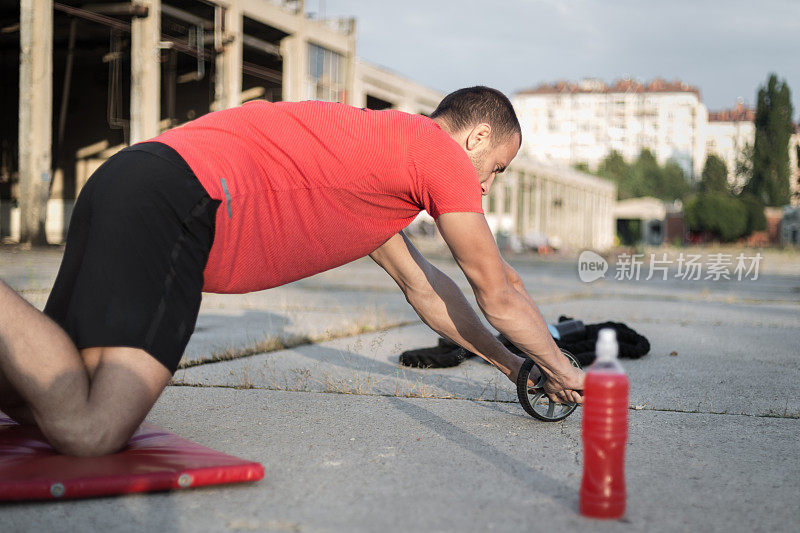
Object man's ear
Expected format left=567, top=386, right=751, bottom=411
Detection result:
left=465, top=123, right=492, bottom=151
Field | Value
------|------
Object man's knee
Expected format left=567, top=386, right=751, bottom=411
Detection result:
left=35, top=346, right=169, bottom=457
left=40, top=414, right=133, bottom=457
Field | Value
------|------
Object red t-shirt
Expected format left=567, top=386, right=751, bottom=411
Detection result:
left=152, top=100, right=483, bottom=294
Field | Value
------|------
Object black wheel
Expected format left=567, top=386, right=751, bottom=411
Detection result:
left=516, top=349, right=581, bottom=421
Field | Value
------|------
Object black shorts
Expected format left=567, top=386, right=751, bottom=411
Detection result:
left=44, top=142, right=220, bottom=374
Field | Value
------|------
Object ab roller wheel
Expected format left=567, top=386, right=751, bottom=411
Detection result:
left=516, top=349, right=581, bottom=421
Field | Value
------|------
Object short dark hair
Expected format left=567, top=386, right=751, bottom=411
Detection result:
left=431, top=86, right=521, bottom=145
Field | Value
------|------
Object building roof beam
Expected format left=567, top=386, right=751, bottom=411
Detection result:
left=241, top=34, right=282, bottom=58
left=81, top=3, right=149, bottom=18
left=160, top=3, right=213, bottom=29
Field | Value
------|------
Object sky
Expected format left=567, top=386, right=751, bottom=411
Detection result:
left=319, top=0, right=800, bottom=115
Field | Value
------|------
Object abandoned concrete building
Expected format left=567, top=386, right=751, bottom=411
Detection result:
left=4, top=0, right=614, bottom=251
left=3, top=0, right=442, bottom=243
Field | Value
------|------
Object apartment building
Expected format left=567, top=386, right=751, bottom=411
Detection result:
left=704, top=101, right=755, bottom=191
left=513, top=78, right=706, bottom=178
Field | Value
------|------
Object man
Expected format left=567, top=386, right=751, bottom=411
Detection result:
left=0, top=87, right=583, bottom=457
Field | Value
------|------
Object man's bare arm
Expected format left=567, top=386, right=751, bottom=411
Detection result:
left=370, top=232, right=525, bottom=380
left=500, top=258, right=540, bottom=312
left=435, top=212, right=583, bottom=404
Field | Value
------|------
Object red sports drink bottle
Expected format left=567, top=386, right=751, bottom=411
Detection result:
left=580, top=328, right=629, bottom=519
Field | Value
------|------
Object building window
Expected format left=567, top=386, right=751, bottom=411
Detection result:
left=307, top=43, right=346, bottom=103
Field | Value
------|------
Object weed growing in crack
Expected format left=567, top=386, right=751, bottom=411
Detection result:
left=233, top=363, right=257, bottom=389
left=289, top=368, right=312, bottom=391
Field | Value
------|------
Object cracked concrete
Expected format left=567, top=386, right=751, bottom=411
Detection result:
left=1, top=246, right=798, bottom=531
left=4, top=388, right=798, bottom=532
left=176, top=298, right=799, bottom=418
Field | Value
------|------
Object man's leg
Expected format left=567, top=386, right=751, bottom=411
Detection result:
left=0, top=280, right=170, bottom=456
left=0, top=143, right=218, bottom=456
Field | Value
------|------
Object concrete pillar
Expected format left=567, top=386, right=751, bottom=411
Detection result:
left=344, top=23, right=356, bottom=105
left=582, top=187, right=589, bottom=248
left=592, top=194, right=600, bottom=249
left=532, top=174, right=542, bottom=234
left=544, top=179, right=551, bottom=237
left=131, top=0, right=161, bottom=143
left=214, top=1, right=242, bottom=110
left=510, top=172, right=519, bottom=236
left=18, top=0, right=52, bottom=245
left=495, top=180, right=505, bottom=227
left=280, top=32, right=307, bottom=102
left=564, top=185, right=572, bottom=246
left=601, top=194, right=608, bottom=249
left=548, top=180, right=555, bottom=237
left=603, top=196, right=609, bottom=249
left=401, top=94, right=416, bottom=114
left=350, top=60, right=364, bottom=108
left=521, top=174, right=531, bottom=234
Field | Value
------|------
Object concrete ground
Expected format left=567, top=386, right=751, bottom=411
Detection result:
left=1, top=245, right=798, bottom=532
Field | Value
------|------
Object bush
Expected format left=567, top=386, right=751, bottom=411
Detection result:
left=739, top=193, right=767, bottom=234
left=684, top=192, right=748, bottom=242
left=597, top=149, right=690, bottom=201
left=700, top=154, right=729, bottom=193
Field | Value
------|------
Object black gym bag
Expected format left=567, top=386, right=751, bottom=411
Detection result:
left=398, top=316, right=650, bottom=368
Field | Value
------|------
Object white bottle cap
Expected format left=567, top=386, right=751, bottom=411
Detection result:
left=596, top=328, right=618, bottom=362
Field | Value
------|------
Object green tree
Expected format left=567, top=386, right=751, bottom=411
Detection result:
left=684, top=192, right=747, bottom=242
left=734, top=143, right=753, bottom=195
left=739, top=193, right=767, bottom=234
left=629, top=149, right=660, bottom=199
left=796, top=143, right=800, bottom=204
left=597, top=149, right=690, bottom=201
left=598, top=150, right=632, bottom=199
left=659, top=161, right=691, bottom=201
left=598, top=150, right=627, bottom=180
left=746, top=73, right=794, bottom=205
left=700, top=154, right=729, bottom=193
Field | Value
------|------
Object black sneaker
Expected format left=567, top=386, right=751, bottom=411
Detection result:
left=399, top=345, right=469, bottom=368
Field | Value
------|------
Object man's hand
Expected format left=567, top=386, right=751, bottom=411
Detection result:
left=541, top=361, right=585, bottom=404
left=514, top=349, right=585, bottom=404
left=436, top=212, right=585, bottom=403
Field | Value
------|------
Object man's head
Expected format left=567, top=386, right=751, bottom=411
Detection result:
left=431, top=86, right=521, bottom=195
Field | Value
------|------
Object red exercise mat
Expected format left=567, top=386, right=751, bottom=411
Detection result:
left=0, top=413, right=264, bottom=501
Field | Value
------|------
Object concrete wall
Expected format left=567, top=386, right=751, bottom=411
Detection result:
left=483, top=159, right=616, bottom=252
